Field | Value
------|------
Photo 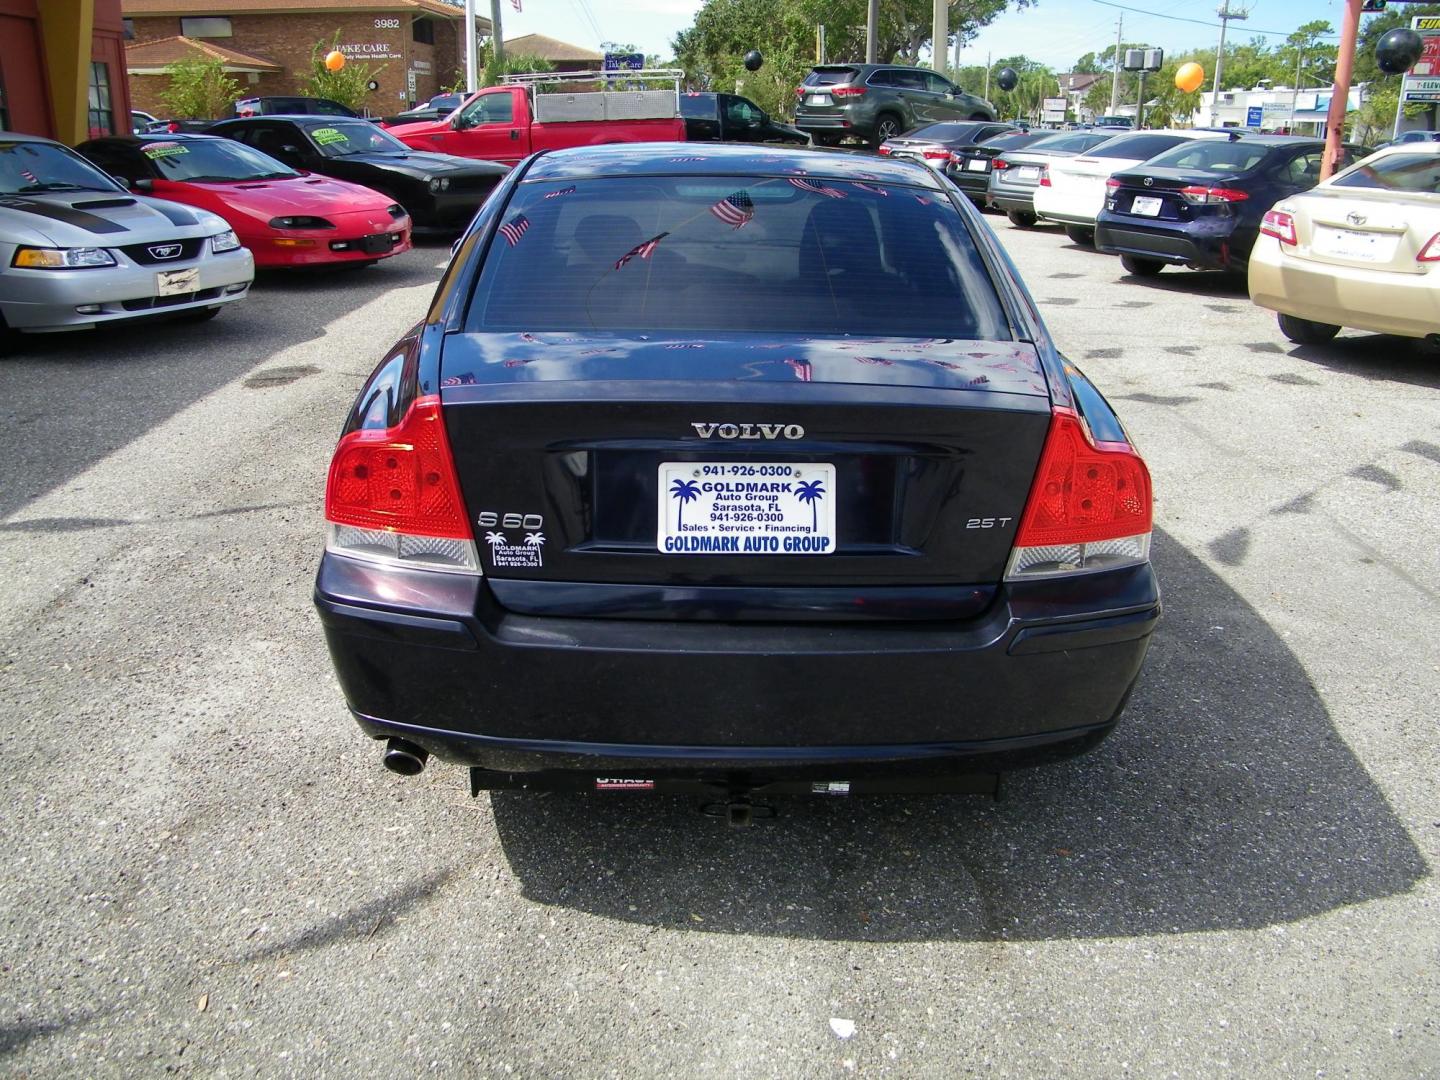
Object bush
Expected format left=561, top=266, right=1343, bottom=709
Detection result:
left=157, top=58, right=240, bottom=120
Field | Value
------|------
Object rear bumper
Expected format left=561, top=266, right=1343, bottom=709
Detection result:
left=1248, top=242, right=1440, bottom=339
left=1095, top=214, right=1248, bottom=270
left=989, top=187, right=1038, bottom=214
left=793, top=115, right=857, bottom=133
left=945, top=170, right=991, bottom=202
left=315, top=553, right=1160, bottom=775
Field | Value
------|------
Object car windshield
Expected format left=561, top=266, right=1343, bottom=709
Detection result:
left=0, top=140, right=121, bottom=195
left=1142, top=139, right=1276, bottom=174
left=140, top=138, right=298, bottom=181
left=804, top=67, right=858, bottom=86
left=1088, top=134, right=1187, bottom=160
left=467, top=175, right=1009, bottom=338
left=907, top=123, right=991, bottom=143
left=429, top=95, right=462, bottom=110
left=305, top=122, right=410, bottom=157
left=1333, top=152, right=1440, bottom=195
left=1026, top=132, right=1110, bottom=155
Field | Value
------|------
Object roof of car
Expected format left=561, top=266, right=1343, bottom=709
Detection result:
left=82, top=133, right=226, bottom=144
left=0, top=130, right=64, bottom=146
left=521, top=143, right=946, bottom=187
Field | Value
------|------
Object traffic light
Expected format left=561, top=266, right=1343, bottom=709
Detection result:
left=1361, top=0, right=1385, bottom=12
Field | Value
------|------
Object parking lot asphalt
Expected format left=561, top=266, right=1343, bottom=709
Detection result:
left=0, top=219, right=1435, bottom=1078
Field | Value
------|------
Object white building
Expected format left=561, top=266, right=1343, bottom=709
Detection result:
left=1195, top=85, right=1363, bottom=135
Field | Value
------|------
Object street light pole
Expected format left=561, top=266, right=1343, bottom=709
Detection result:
left=933, top=0, right=948, bottom=73
left=464, top=0, right=478, bottom=92
left=1211, top=2, right=1249, bottom=126
left=1109, top=14, right=1123, bottom=115
left=865, top=0, right=878, bottom=63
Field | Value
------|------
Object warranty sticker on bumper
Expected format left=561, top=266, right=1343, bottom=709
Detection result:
left=657, top=461, right=836, bottom=555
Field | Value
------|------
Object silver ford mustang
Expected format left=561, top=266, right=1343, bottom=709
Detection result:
left=0, top=131, right=253, bottom=344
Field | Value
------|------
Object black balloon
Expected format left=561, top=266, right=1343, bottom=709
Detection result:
left=743, top=49, right=763, bottom=72
left=996, top=67, right=1019, bottom=92
left=1376, top=29, right=1425, bottom=75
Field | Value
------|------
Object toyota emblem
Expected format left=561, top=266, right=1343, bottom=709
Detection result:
left=1346, top=211, right=1367, bottom=226
left=1143, top=177, right=1153, bottom=187
left=148, top=243, right=182, bottom=260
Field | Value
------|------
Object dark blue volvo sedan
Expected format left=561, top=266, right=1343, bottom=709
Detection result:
left=313, top=144, right=1159, bottom=813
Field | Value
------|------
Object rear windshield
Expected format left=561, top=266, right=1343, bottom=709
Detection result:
left=1089, top=134, right=1188, bottom=160
left=1142, top=139, right=1278, bottom=174
left=804, top=67, right=858, bottom=86
left=1025, top=132, right=1111, bottom=155
left=467, top=175, right=1009, bottom=338
left=980, top=132, right=1043, bottom=151
left=138, top=138, right=296, bottom=181
left=1333, top=152, right=1440, bottom=195
left=907, top=122, right=992, bottom=143
left=679, top=94, right=719, bottom=119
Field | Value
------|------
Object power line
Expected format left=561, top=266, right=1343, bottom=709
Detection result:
left=1087, top=0, right=1341, bottom=40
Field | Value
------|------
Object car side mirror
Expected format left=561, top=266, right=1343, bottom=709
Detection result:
left=133, top=178, right=153, bottom=192
left=453, top=114, right=471, bottom=131
left=282, top=144, right=302, bottom=155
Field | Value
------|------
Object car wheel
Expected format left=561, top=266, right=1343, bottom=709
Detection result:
left=1120, top=255, right=1166, bottom=276
left=1006, top=210, right=1038, bottom=228
left=1277, top=313, right=1340, bottom=345
left=1064, top=225, right=1094, bottom=246
left=872, top=115, right=903, bottom=149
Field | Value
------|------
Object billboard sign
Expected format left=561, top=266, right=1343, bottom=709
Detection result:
left=603, top=52, right=645, bottom=72
left=1402, top=16, right=1440, bottom=102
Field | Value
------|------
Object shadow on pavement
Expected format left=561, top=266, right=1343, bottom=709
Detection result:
left=492, top=530, right=1426, bottom=942
left=0, top=250, right=443, bottom=520
left=1114, top=269, right=1250, bottom=298
left=1290, top=335, right=1440, bottom=390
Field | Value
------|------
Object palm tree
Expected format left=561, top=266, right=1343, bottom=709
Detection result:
left=670, top=478, right=701, bottom=529
left=484, top=531, right=506, bottom=548
left=524, top=532, right=546, bottom=547
left=794, top=479, right=826, bottom=532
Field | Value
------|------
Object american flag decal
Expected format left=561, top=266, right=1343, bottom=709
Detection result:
left=614, top=231, right=669, bottom=270
left=499, top=213, right=530, bottom=247
left=709, top=189, right=754, bottom=229
left=543, top=185, right=576, bottom=199
left=21, top=168, right=40, bottom=185
left=788, top=177, right=846, bottom=199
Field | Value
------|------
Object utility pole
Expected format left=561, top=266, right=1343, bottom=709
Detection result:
left=932, top=0, right=948, bottom=74
left=490, top=0, right=505, bottom=66
left=1109, top=15, right=1123, bottom=114
left=464, top=0, right=478, bottom=91
left=1289, top=48, right=1301, bottom=132
left=865, top=0, right=878, bottom=63
left=817, top=24, right=826, bottom=64
left=984, top=51, right=991, bottom=99
left=954, top=21, right=962, bottom=72
left=1210, top=2, right=1248, bottom=126
left=1320, top=0, right=1362, bottom=180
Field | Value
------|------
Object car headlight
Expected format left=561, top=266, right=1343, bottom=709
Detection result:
left=12, top=246, right=117, bottom=269
left=428, top=177, right=450, bottom=192
left=268, top=216, right=335, bottom=229
left=210, top=229, right=241, bottom=253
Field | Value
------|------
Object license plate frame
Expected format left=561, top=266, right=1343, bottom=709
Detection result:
left=806, top=94, right=827, bottom=106
left=656, top=462, right=837, bottom=555
left=1313, top=226, right=1397, bottom=263
left=155, top=267, right=199, bottom=296
left=1130, top=195, right=1163, bottom=217
left=965, top=158, right=989, bottom=172
left=1017, top=166, right=1041, bottom=181
left=361, top=232, right=396, bottom=255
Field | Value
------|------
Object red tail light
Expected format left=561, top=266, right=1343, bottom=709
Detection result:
left=922, top=149, right=950, bottom=161
left=1260, top=210, right=1297, bottom=246
left=1180, top=185, right=1249, bottom=205
left=324, top=394, right=479, bottom=573
left=992, top=159, right=1009, bottom=170
left=1418, top=232, right=1440, bottom=262
left=831, top=85, right=866, bottom=97
left=1038, top=167, right=1051, bottom=187
left=1105, top=178, right=1121, bottom=189
left=167, top=121, right=180, bottom=133
left=1007, top=407, right=1152, bottom=580
left=877, top=145, right=892, bottom=156
left=795, top=86, right=805, bottom=98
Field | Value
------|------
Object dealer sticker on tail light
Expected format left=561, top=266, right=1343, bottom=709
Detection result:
left=657, top=462, right=836, bottom=555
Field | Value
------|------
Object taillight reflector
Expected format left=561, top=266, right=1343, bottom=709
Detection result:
left=1260, top=209, right=1297, bottom=246
left=831, top=85, right=866, bottom=97
left=923, top=149, right=950, bottom=160
left=992, top=159, right=1008, bottom=170
left=1105, top=178, right=1122, bottom=189
left=1418, top=231, right=1440, bottom=262
left=324, top=394, right=479, bottom=573
left=877, top=145, right=892, bottom=156
left=1007, top=407, right=1152, bottom=580
left=1180, top=185, right=1249, bottom=205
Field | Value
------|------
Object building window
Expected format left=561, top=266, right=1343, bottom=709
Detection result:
left=412, top=17, right=434, bottom=45
left=180, top=16, right=233, bottom=38
left=123, top=18, right=135, bottom=40
left=87, top=62, right=116, bottom=138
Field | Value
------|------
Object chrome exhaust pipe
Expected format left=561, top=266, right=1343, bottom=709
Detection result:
left=382, top=738, right=428, bottom=776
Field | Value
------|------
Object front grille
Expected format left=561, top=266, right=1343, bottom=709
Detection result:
left=121, top=287, right=222, bottom=311
left=119, top=237, right=205, bottom=266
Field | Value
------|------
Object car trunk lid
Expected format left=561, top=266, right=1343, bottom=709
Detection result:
left=1293, top=190, right=1435, bottom=274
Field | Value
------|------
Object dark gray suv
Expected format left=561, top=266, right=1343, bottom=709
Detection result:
left=794, top=64, right=997, bottom=149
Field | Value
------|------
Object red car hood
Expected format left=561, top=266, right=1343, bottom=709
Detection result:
left=152, top=174, right=396, bottom=218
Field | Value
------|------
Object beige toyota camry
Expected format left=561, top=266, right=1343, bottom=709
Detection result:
left=1249, top=142, right=1440, bottom=345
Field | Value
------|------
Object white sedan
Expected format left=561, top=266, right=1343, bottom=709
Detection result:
left=1034, top=129, right=1231, bottom=245
left=1249, top=142, right=1440, bottom=344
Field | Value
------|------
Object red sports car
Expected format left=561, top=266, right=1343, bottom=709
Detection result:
left=77, top=134, right=411, bottom=268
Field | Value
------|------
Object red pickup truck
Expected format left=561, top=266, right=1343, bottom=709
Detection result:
left=384, top=82, right=687, bottom=167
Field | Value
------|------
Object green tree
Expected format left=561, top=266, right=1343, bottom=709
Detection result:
left=480, top=48, right=553, bottom=87
left=1072, top=51, right=1102, bottom=75
left=302, top=34, right=385, bottom=111
left=1275, top=20, right=1337, bottom=88
left=157, top=57, right=240, bottom=120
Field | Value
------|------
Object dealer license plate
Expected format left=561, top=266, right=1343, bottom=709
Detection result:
left=1312, top=226, right=1398, bottom=263
left=807, top=94, right=827, bottom=106
left=361, top=232, right=396, bottom=254
left=657, top=462, right=836, bottom=555
left=155, top=267, right=199, bottom=296
left=966, top=158, right=989, bottom=172
left=1131, top=195, right=1163, bottom=217
left=1017, top=166, right=1040, bottom=180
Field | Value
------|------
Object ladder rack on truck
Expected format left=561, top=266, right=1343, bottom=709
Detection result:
left=501, top=69, right=686, bottom=124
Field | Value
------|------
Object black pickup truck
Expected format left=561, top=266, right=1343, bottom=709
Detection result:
left=680, top=93, right=808, bottom=145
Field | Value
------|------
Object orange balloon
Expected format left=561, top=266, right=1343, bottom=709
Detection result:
left=325, top=50, right=346, bottom=72
left=1175, top=62, right=1204, bottom=94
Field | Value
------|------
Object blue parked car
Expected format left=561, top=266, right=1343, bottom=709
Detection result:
left=1095, top=132, right=1365, bottom=276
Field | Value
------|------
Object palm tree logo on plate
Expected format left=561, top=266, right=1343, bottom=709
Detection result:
left=524, top=532, right=546, bottom=548
left=794, top=479, right=826, bottom=532
left=670, top=478, right=701, bottom=529
left=484, top=531, right=506, bottom=549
